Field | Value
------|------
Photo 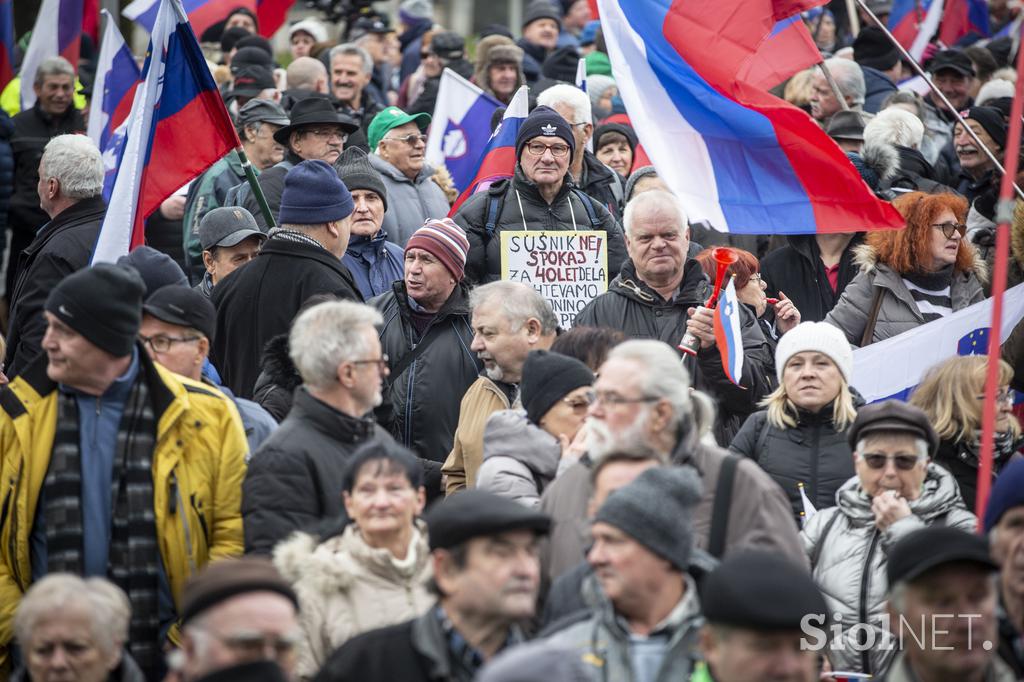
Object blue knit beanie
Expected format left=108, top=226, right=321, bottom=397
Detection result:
left=516, top=105, right=576, bottom=161
left=278, top=160, right=355, bottom=225
left=984, top=458, right=1024, bottom=532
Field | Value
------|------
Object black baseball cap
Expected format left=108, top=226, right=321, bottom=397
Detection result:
left=199, top=207, right=266, bottom=252
left=349, top=16, right=393, bottom=39
left=143, top=285, right=217, bottom=341
left=887, top=527, right=998, bottom=585
left=926, top=49, right=976, bottom=77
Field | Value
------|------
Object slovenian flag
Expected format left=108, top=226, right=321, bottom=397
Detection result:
left=713, top=277, right=745, bottom=388
left=425, top=68, right=502, bottom=194
left=18, top=0, right=85, bottom=110
left=93, top=0, right=238, bottom=263
left=597, top=0, right=904, bottom=235
left=851, top=282, right=1024, bottom=403
left=448, top=85, right=529, bottom=216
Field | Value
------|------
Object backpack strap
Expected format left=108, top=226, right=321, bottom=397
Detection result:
left=570, top=188, right=602, bottom=229
left=484, top=193, right=505, bottom=241
left=708, top=454, right=740, bottom=559
left=809, top=509, right=842, bottom=570
left=860, top=287, right=885, bottom=347
left=752, top=415, right=771, bottom=463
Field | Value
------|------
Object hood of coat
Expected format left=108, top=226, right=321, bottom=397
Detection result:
left=851, top=241, right=988, bottom=282
left=482, top=409, right=561, bottom=480
left=860, top=142, right=900, bottom=186
left=835, top=463, right=968, bottom=526
left=273, top=519, right=431, bottom=593
left=369, top=152, right=436, bottom=185
left=473, top=35, right=526, bottom=96
left=895, top=145, right=939, bottom=181
left=257, top=333, right=302, bottom=393
left=609, top=258, right=710, bottom=308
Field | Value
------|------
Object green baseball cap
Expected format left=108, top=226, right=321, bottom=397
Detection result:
left=367, top=106, right=431, bottom=153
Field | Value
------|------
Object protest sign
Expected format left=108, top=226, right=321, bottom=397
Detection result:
left=500, top=231, right=608, bottom=329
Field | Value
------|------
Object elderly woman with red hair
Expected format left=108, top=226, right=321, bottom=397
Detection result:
left=826, top=192, right=985, bottom=346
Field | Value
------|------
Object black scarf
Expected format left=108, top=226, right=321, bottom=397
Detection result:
left=45, top=374, right=161, bottom=672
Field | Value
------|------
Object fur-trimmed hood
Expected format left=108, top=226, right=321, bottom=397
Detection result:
left=850, top=238, right=988, bottom=283
left=1012, top=199, right=1024, bottom=266
left=274, top=519, right=431, bottom=595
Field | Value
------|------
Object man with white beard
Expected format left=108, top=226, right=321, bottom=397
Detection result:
left=540, top=339, right=805, bottom=583
left=442, top=281, right=558, bottom=494
left=241, top=300, right=399, bottom=555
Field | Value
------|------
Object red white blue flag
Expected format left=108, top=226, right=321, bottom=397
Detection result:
left=93, top=0, right=238, bottom=263
left=889, top=0, right=989, bottom=61
left=448, top=85, right=529, bottom=216
left=713, top=277, right=745, bottom=387
left=19, top=0, right=85, bottom=109
left=124, top=0, right=256, bottom=39
left=0, top=0, right=14, bottom=93
left=597, top=0, right=904, bottom=235
left=738, top=15, right=822, bottom=90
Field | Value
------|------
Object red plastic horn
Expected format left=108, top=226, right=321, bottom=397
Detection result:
left=678, top=247, right=738, bottom=356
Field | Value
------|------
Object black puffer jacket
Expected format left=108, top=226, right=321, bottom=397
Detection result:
left=5, top=196, right=106, bottom=376
left=252, top=334, right=302, bottom=422
left=575, top=259, right=775, bottom=443
left=242, top=387, right=396, bottom=555
left=729, top=406, right=857, bottom=523
left=760, top=234, right=863, bottom=323
left=371, top=282, right=481, bottom=464
left=886, top=145, right=954, bottom=195
left=932, top=437, right=1024, bottom=512
left=453, top=166, right=627, bottom=285
left=578, top=151, right=625, bottom=222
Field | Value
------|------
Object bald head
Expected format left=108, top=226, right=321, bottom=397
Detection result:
left=286, top=57, right=329, bottom=93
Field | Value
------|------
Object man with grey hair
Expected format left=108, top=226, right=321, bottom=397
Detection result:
left=576, top=189, right=774, bottom=443
left=537, top=83, right=626, bottom=220
left=242, top=299, right=398, bottom=555
left=9, top=56, right=84, bottom=301
left=441, top=280, right=558, bottom=494
left=5, top=134, right=104, bottom=376
left=329, top=43, right=384, bottom=152
left=540, top=339, right=804, bottom=584
left=809, top=58, right=866, bottom=127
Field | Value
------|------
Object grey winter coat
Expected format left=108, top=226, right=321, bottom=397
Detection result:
left=800, top=464, right=976, bottom=676
left=475, top=410, right=561, bottom=508
left=453, top=166, right=628, bottom=285
left=545, top=574, right=704, bottom=682
left=825, top=244, right=985, bottom=346
left=369, top=154, right=451, bottom=247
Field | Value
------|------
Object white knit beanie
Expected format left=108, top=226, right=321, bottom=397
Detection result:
left=774, top=321, right=853, bottom=383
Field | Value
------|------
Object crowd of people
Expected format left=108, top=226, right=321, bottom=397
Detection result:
left=2, top=0, right=1024, bottom=680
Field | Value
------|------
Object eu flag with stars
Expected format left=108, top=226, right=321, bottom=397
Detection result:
left=958, top=328, right=989, bottom=356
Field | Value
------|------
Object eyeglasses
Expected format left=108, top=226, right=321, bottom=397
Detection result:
left=932, top=221, right=966, bottom=239
left=749, top=273, right=763, bottom=284
left=976, top=388, right=1015, bottom=404
left=858, top=453, right=925, bottom=471
left=562, top=393, right=594, bottom=412
left=197, top=629, right=299, bottom=661
left=383, top=133, right=427, bottom=146
left=305, top=127, right=348, bottom=142
left=525, top=142, right=571, bottom=158
left=139, top=334, right=200, bottom=353
left=351, top=354, right=390, bottom=372
left=585, top=389, right=661, bottom=407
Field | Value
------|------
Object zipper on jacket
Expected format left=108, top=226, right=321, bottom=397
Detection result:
left=171, top=472, right=197, bottom=573
left=809, top=423, right=821, bottom=508
left=859, top=530, right=880, bottom=675
left=404, top=361, right=416, bottom=447
left=190, top=494, right=210, bottom=548
left=0, top=481, right=12, bottom=533
left=8, top=476, right=21, bottom=586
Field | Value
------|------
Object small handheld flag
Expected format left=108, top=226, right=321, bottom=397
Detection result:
left=798, top=482, right=817, bottom=528
left=712, top=276, right=745, bottom=388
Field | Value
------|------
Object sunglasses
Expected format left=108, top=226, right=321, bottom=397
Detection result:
left=859, top=453, right=923, bottom=471
left=932, top=221, right=966, bottom=239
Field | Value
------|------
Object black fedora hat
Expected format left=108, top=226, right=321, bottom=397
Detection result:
left=273, top=96, right=359, bottom=146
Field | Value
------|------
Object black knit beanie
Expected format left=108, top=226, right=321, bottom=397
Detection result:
left=45, top=263, right=145, bottom=357
left=519, top=350, right=594, bottom=425
left=964, top=106, right=1008, bottom=149
left=853, top=26, right=900, bottom=71
left=334, top=147, right=388, bottom=211
left=516, top=105, right=576, bottom=161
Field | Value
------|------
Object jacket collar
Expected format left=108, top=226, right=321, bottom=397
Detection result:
left=512, top=165, right=573, bottom=205
left=258, top=236, right=357, bottom=283
left=369, top=152, right=434, bottom=184
left=611, top=258, right=709, bottom=307
left=410, top=606, right=525, bottom=680
left=289, top=386, right=376, bottom=443
left=393, top=280, right=472, bottom=320
left=28, top=196, right=106, bottom=252
left=581, top=150, right=615, bottom=187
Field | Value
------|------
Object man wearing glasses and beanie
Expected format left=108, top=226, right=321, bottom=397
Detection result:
left=453, top=105, right=627, bottom=284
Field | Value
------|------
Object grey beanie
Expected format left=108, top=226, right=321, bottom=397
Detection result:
left=624, top=165, right=658, bottom=202
left=334, top=147, right=388, bottom=211
left=594, top=466, right=703, bottom=571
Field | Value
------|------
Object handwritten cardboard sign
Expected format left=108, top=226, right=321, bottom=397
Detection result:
left=500, top=231, right=608, bottom=329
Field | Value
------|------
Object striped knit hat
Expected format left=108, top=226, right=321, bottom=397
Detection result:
left=405, top=218, right=470, bottom=282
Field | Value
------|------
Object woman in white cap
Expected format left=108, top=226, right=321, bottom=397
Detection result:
left=729, top=321, right=859, bottom=523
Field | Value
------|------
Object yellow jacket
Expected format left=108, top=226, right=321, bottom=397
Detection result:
left=0, top=351, right=248, bottom=671
left=441, top=377, right=512, bottom=495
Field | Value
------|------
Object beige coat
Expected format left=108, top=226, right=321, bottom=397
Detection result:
left=273, top=521, right=434, bottom=679
left=441, top=376, right=512, bottom=494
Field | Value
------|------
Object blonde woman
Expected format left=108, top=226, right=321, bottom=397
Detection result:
left=730, top=322, right=858, bottom=522
left=910, top=355, right=1022, bottom=510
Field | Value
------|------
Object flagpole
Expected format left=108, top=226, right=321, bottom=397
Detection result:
left=235, top=147, right=276, bottom=228
left=855, top=0, right=1024, bottom=201
left=818, top=61, right=852, bottom=111
left=972, top=25, right=1024, bottom=529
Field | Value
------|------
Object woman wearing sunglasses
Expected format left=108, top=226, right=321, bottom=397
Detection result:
left=910, top=355, right=1023, bottom=511
left=476, top=350, right=595, bottom=508
left=826, top=191, right=985, bottom=346
left=800, top=401, right=977, bottom=678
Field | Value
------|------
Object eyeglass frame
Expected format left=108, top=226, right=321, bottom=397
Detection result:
left=350, top=354, right=390, bottom=372
left=931, top=221, right=967, bottom=240
left=302, top=127, right=349, bottom=142
left=856, top=452, right=927, bottom=471
left=585, top=389, right=662, bottom=407
left=524, top=141, right=571, bottom=158
left=139, top=333, right=201, bottom=353
left=382, top=132, right=428, bottom=146
left=976, top=388, right=1015, bottom=404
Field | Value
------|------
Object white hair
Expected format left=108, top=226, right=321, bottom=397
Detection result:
left=34, top=56, right=74, bottom=86
left=536, top=83, right=593, bottom=125
left=855, top=434, right=930, bottom=459
left=623, top=188, right=687, bottom=237
left=825, top=57, right=866, bottom=107
left=329, top=43, right=373, bottom=75
left=863, top=107, right=925, bottom=150
left=976, top=78, right=1015, bottom=106
left=40, top=134, right=104, bottom=199
left=469, top=281, right=558, bottom=334
left=289, top=300, right=383, bottom=389
left=14, top=574, right=131, bottom=657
